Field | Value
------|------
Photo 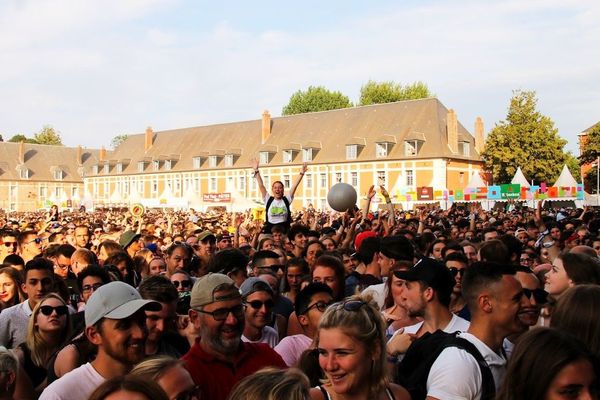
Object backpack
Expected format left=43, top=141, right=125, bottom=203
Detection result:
left=264, top=196, right=292, bottom=232
left=395, top=330, right=496, bottom=400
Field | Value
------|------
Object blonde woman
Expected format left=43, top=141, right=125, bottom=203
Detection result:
left=228, top=368, right=310, bottom=400
left=13, top=293, right=71, bottom=397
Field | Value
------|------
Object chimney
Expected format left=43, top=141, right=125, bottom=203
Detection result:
left=18, top=141, right=25, bottom=164
left=145, top=127, right=153, bottom=151
left=447, top=109, right=458, bottom=154
left=77, top=145, right=83, bottom=165
left=99, top=146, right=106, bottom=162
left=474, top=117, right=485, bottom=154
left=261, top=110, right=271, bottom=144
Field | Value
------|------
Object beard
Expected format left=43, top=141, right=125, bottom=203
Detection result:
left=200, top=320, right=243, bottom=356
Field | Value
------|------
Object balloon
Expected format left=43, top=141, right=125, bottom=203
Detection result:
left=327, top=183, right=358, bottom=212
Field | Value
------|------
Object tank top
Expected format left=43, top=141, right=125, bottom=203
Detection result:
left=317, top=385, right=397, bottom=400
left=17, top=343, right=47, bottom=388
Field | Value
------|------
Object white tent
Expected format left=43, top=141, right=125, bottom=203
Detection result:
left=511, top=167, right=530, bottom=188
left=552, top=165, right=578, bottom=187
left=109, top=187, right=123, bottom=204
left=466, top=171, right=486, bottom=188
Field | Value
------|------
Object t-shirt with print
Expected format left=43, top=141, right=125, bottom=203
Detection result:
left=264, top=194, right=293, bottom=225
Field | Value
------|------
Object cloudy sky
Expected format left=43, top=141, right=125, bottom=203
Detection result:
left=1, top=0, right=598, bottom=153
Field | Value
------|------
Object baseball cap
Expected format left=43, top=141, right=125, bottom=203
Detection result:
left=239, top=277, right=273, bottom=299
left=85, top=281, right=160, bottom=327
left=190, top=273, right=239, bottom=309
left=394, top=258, right=454, bottom=296
left=197, top=231, right=216, bottom=242
left=380, top=235, right=414, bottom=261
left=119, top=230, right=141, bottom=249
left=216, top=233, right=232, bottom=242
left=354, top=231, right=377, bottom=252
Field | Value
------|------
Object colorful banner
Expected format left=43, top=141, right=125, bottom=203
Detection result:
left=202, top=193, right=232, bottom=203
left=417, top=187, right=434, bottom=201
left=500, top=184, right=521, bottom=199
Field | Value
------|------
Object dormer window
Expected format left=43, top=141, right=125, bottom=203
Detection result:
left=346, top=145, right=357, bottom=160
left=259, top=151, right=270, bottom=165
left=405, top=140, right=422, bottom=156
left=283, top=150, right=293, bottom=163
left=224, top=154, right=234, bottom=167
left=376, top=143, right=388, bottom=158
left=53, top=170, right=64, bottom=180
left=165, top=160, right=172, bottom=171
left=93, top=165, right=99, bottom=175
left=303, top=148, right=313, bottom=162
left=103, top=164, right=109, bottom=174
left=153, top=160, right=160, bottom=171
left=193, top=157, right=202, bottom=169
left=19, top=168, right=29, bottom=179
left=208, top=155, right=218, bottom=168
left=460, top=142, right=470, bottom=157
left=116, top=163, right=123, bottom=173
left=138, top=161, right=145, bottom=172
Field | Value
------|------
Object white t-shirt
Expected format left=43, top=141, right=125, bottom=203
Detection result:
left=40, top=362, right=105, bottom=400
left=242, top=325, right=280, bottom=348
left=264, top=194, right=293, bottom=225
left=426, top=332, right=507, bottom=400
left=274, top=334, right=312, bottom=367
left=361, top=282, right=387, bottom=310
left=401, top=314, right=470, bottom=336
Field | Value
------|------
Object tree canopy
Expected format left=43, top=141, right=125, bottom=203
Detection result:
left=111, top=134, right=129, bottom=149
left=34, top=125, right=63, bottom=145
left=359, top=80, right=433, bottom=105
left=579, top=122, right=600, bottom=165
left=8, top=134, right=38, bottom=144
left=481, top=90, right=574, bottom=184
left=282, top=86, right=352, bottom=115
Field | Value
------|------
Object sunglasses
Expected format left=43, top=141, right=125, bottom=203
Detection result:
left=27, top=238, right=42, bottom=245
left=174, top=386, right=201, bottom=400
left=2, top=242, right=17, bottom=248
left=172, top=280, right=192, bottom=289
left=40, top=305, right=68, bottom=316
left=523, top=288, right=548, bottom=304
left=338, top=299, right=367, bottom=312
left=195, top=304, right=244, bottom=321
left=245, top=299, right=275, bottom=310
left=303, top=300, right=332, bottom=314
left=258, top=265, right=284, bottom=272
left=448, top=267, right=466, bottom=277
left=82, top=283, right=103, bottom=293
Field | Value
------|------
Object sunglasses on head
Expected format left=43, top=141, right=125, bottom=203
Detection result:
left=40, top=305, right=68, bottom=316
left=172, top=280, right=191, bottom=289
left=338, top=299, right=367, bottom=312
left=448, top=267, right=466, bottom=277
left=245, top=299, right=275, bottom=310
left=522, top=288, right=548, bottom=304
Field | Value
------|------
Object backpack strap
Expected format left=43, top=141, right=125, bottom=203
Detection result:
left=282, top=196, right=292, bottom=223
left=448, top=336, right=496, bottom=400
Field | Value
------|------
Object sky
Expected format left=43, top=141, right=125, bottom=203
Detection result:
left=1, top=0, right=599, bottom=154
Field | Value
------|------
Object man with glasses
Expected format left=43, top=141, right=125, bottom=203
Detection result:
left=251, top=250, right=283, bottom=277
left=0, top=231, right=18, bottom=263
left=239, top=277, right=279, bottom=348
left=275, top=282, right=333, bottom=366
left=444, top=252, right=470, bottom=320
left=17, top=230, right=43, bottom=263
left=183, top=273, right=285, bottom=400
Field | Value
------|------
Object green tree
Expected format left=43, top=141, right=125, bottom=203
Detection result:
left=481, top=90, right=570, bottom=184
left=34, top=125, right=63, bottom=145
left=579, top=122, right=600, bottom=165
left=282, top=86, right=352, bottom=115
left=8, top=134, right=38, bottom=144
left=111, top=134, right=129, bottom=149
left=359, top=80, right=433, bottom=105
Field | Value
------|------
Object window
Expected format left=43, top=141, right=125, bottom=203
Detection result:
left=93, top=165, right=99, bottom=175
left=193, top=157, right=202, bottom=169
left=351, top=172, right=358, bottom=187
left=72, top=186, right=78, bottom=197
left=460, top=142, right=470, bottom=157
left=303, top=148, right=313, bottom=162
left=123, top=182, right=129, bottom=195
left=283, top=150, right=293, bottom=163
left=193, top=178, right=199, bottom=192
left=210, top=177, right=217, bottom=191
left=175, top=179, right=181, bottom=192
left=137, top=181, right=143, bottom=193
left=459, top=172, right=465, bottom=185
left=138, top=162, right=145, bottom=172
left=377, top=171, right=386, bottom=186
left=320, top=173, right=327, bottom=188
left=103, top=182, right=108, bottom=195
left=152, top=180, right=158, bottom=194
left=39, top=186, right=47, bottom=198
left=259, top=152, right=270, bottom=165
left=376, top=143, right=388, bottom=158
left=336, top=172, right=342, bottom=183
left=224, top=154, right=234, bottom=167
left=116, top=163, right=123, bottom=173
left=103, top=164, right=109, bottom=174
left=53, top=170, right=63, bottom=180
left=227, top=176, right=233, bottom=188
left=165, top=160, right=172, bottom=171
left=404, top=140, right=418, bottom=156
left=346, top=144, right=357, bottom=160
left=284, top=174, right=290, bottom=188
left=153, top=160, right=160, bottom=171
left=306, top=173, right=313, bottom=188
left=20, top=168, right=29, bottom=179
left=208, top=156, right=217, bottom=168
left=406, top=170, right=414, bottom=186
left=239, top=176, right=246, bottom=190
left=55, top=187, right=62, bottom=198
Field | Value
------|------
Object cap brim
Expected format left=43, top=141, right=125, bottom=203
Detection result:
left=393, top=270, right=419, bottom=281
left=104, top=299, right=161, bottom=320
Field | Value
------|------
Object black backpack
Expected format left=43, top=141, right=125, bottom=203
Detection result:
left=395, top=330, right=496, bottom=400
left=264, top=196, right=292, bottom=232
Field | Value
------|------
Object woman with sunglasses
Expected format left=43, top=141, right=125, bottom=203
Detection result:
left=171, top=269, right=193, bottom=295
left=13, top=293, right=71, bottom=397
left=443, top=252, right=470, bottom=320
left=310, top=295, right=410, bottom=400
left=0, top=266, right=25, bottom=312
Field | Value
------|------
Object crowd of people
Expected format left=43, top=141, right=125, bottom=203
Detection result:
left=1, top=170, right=600, bottom=399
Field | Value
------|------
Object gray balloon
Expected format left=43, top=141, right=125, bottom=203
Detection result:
left=327, top=183, right=358, bottom=212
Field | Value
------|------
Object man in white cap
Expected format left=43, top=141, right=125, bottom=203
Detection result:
left=39, top=281, right=160, bottom=400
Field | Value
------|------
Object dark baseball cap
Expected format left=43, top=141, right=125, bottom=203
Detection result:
left=394, top=257, right=454, bottom=295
